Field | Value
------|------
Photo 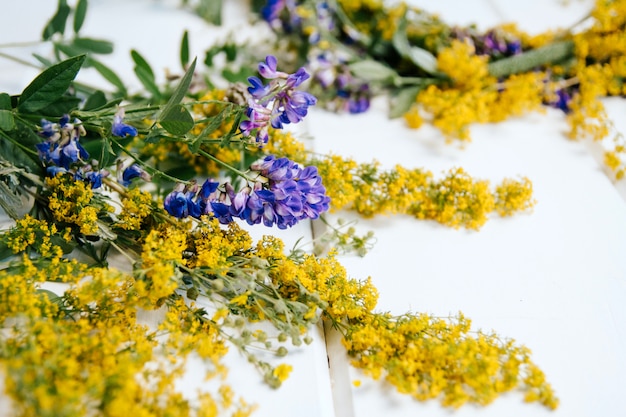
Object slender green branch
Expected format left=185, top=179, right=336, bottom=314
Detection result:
left=0, top=51, right=41, bottom=70
left=0, top=40, right=47, bottom=48
left=109, top=136, right=192, bottom=185
left=197, top=148, right=257, bottom=182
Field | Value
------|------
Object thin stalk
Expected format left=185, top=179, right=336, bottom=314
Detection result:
left=109, top=136, right=192, bottom=185
left=197, top=148, right=257, bottom=182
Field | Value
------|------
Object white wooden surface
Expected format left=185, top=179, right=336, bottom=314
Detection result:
left=2, top=1, right=626, bottom=417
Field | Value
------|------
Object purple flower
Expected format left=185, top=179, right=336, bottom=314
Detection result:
left=210, top=201, right=234, bottom=224
left=258, top=55, right=286, bottom=79
left=548, top=88, right=574, bottom=114
left=119, top=163, right=151, bottom=187
left=164, top=186, right=189, bottom=218
left=112, top=108, right=138, bottom=137
left=36, top=116, right=107, bottom=189
left=240, top=56, right=317, bottom=144
left=286, top=68, right=310, bottom=88
left=163, top=156, right=330, bottom=228
left=261, top=0, right=301, bottom=32
left=247, top=76, right=272, bottom=100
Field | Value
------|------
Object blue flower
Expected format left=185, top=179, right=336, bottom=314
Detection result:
left=36, top=115, right=108, bottom=189
left=162, top=156, right=330, bottom=228
left=112, top=108, right=138, bottom=137
left=241, top=56, right=317, bottom=144
left=286, top=67, right=310, bottom=88
left=549, top=88, right=574, bottom=114
left=119, top=163, right=151, bottom=187
left=60, top=138, right=89, bottom=169
left=258, top=55, right=283, bottom=79
left=164, top=188, right=189, bottom=218
left=247, top=76, right=272, bottom=100
left=210, top=201, right=234, bottom=224
left=261, top=0, right=301, bottom=32
left=84, top=171, right=103, bottom=189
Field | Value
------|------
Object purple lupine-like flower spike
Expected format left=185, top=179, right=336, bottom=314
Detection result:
left=241, top=55, right=316, bottom=144
left=163, top=155, right=330, bottom=228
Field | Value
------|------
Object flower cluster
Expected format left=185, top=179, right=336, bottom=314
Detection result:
left=36, top=114, right=104, bottom=188
left=253, top=0, right=626, bottom=178
left=452, top=27, right=522, bottom=58
left=308, top=50, right=371, bottom=114
left=36, top=109, right=143, bottom=189
left=164, top=155, right=330, bottom=229
left=263, top=130, right=535, bottom=230
left=0, top=1, right=567, bottom=414
left=240, top=55, right=317, bottom=144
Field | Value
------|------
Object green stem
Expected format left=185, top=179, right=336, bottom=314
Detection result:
left=109, top=136, right=192, bottom=185
left=0, top=40, right=46, bottom=48
left=0, top=51, right=40, bottom=70
left=197, top=148, right=257, bottom=182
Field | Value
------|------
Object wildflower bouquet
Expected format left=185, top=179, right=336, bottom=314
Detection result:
left=242, top=0, right=626, bottom=179
left=0, top=0, right=570, bottom=416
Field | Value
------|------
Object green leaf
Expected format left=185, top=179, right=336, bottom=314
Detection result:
left=160, top=58, right=197, bottom=119
left=73, top=0, right=88, bottom=33
left=180, top=30, right=190, bottom=69
left=89, top=58, right=127, bottom=95
left=0, top=94, right=11, bottom=110
left=134, top=65, right=161, bottom=99
left=195, top=0, right=222, bottom=25
left=82, top=90, right=107, bottom=111
left=42, top=0, right=70, bottom=40
left=54, top=41, right=84, bottom=59
left=0, top=109, right=15, bottom=132
left=222, top=67, right=255, bottom=84
left=188, top=107, right=228, bottom=153
left=32, top=53, right=54, bottom=68
left=160, top=104, right=195, bottom=135
left=38, top=95, right=82, bottom=116
left=0, top=123, right=42, bottom=174
left=131, top=50, right=154, bottom=80
left=72, top=37, right=114, bottom=55
left=488, top=40, right=575, bottom=78
left=392, top=16, right=438, bottom=75
left=0, top=239, right=16, bottom=262
left=220, top=107, right=245, bottom=146
left=18, top=54, right=86, bottom=113
left=389, top=86, right=422, bottom=119
left=36, top=289, right=64, bottom=309
left=75, top=97, right=123, bottom=115
left=50, top=234, right=76, bottom=254
left=349, top=60, right=398, bottom=83
left=0, top=179, right=21, bottom=220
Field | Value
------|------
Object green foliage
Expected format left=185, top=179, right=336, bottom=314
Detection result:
left=158, top=58, right=197, bottom=135
left=18, top=54, right=85, bottom=113
left=488, top=40, right=575, bottom=78
left=42, top=0, right=71, bottom=40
